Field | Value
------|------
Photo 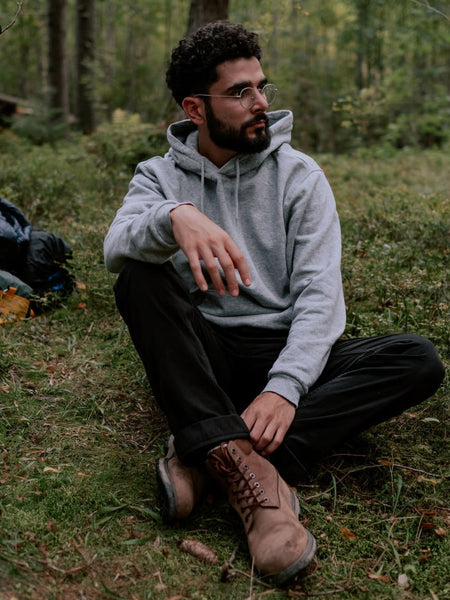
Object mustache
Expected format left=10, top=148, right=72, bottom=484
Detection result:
left=243, top=113, right=269, bottom=129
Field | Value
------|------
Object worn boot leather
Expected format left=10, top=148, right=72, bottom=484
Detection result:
left=156, top=436, right=209, bottom=522
left=206, top=438, right=316, bottom=586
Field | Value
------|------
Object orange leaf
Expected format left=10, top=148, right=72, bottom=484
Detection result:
left=340, top=526, right=357, bottom=540
left=417, top=508, right=436, bottom=516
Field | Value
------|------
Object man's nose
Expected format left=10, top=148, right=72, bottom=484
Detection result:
left=252, top=88, right=269, bottom=112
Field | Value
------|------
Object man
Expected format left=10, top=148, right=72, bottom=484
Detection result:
left=104, top=21, right=444, bottom=586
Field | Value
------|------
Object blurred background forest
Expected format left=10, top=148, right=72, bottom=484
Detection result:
left=0, top=0, right=449, bottom=153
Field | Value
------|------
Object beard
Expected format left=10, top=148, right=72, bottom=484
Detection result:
left=204, top=102, right=271, bottom=154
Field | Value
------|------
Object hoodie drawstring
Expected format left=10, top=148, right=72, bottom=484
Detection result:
left=199, top=159, right=205, bottom=214
left=234, top=160, right=240, bottom=222
left=198, top=157, right=240, bottom=224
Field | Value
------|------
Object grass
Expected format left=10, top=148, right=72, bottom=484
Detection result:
left=0, top=125, right=448, bottom=600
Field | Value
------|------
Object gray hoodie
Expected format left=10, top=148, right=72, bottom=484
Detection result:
left=104, top=110, right=346, bottom=406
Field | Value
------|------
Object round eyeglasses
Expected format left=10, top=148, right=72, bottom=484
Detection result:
left=194, top=83, right=278, bottom=110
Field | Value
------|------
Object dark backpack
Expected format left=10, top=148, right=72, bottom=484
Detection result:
left=0, top=197, right=74, bottom=301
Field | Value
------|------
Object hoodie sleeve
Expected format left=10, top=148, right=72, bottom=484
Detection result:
left=262, top=168, right=346, bottom=406
left=104, top=157, right=191, bottom=273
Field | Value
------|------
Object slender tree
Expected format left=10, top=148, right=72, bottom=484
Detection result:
left=186, top=0, right=229, bottom=35
left=163, top=0, right=229, bottom=123
left=76, top=0, right=96, bottom=133
left=47, top=0, right=69, bottom=121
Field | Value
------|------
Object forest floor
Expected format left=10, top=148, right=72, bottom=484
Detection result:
left=0, top=126, right=449, bottom=600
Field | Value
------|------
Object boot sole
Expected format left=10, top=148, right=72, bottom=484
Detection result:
left=156, top=457, right=178, bottom=523
left=289, top=488, right=301, bottom=518
left=270, top=529, right=317, bottom=587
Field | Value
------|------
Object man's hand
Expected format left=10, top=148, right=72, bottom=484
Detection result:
left=170, top=204, right=252, bottom=296
left=241, top=391, right=296, bottom=456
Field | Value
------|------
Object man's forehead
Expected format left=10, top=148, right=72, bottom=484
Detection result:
left=213, top=57, right=265, bottom=89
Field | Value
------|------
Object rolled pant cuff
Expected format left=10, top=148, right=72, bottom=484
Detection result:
left=175, top=414, right=250, bottom=466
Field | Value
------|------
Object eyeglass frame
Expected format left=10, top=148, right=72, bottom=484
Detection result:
left=193, top=83, right=278, bottom=110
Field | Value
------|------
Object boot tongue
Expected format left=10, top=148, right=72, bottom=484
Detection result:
left=227, top=440, right=280, bottom=510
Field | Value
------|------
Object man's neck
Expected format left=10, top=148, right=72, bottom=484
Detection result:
left=198, top=130, right=237, bottom=168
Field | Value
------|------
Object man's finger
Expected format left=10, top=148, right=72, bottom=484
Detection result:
left=225, top=240, right=252, bottom=288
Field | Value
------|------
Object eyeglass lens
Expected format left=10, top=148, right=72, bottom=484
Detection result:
left=241, top=85, right=277, bottom=108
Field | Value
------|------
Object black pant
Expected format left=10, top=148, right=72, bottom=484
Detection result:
left=114, top=260, right=445, bottom=484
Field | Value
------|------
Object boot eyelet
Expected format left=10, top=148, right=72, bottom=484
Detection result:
left=263, top=497, right=269, bottom=502
left=250, top=473, right=255, bottom=479
left=244, top=464, right=249, bottom=469
left=259, top=489, right=265, bottom=495
left=254, top=482, right=260, bottom=488
left=231, top=447, right=236, bottom=454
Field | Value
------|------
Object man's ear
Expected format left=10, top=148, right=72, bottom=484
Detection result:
left=182, top=96, right=206, bottom=125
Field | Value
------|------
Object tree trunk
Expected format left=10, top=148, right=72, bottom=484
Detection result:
left=163, top=0, right=230, bottom=123
left=47, top=0, right=68, bottom=121
left=186, top=0, right=229, bottom=35
left=76, top=0, right=96, bottom=133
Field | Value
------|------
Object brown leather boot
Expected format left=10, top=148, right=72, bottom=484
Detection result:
left=206, top=439, right=316, bottom=586
left=156, top=436, right=209, bottom=522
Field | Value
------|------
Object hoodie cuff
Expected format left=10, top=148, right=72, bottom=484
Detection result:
left=262, top=375, right=303, bottom=408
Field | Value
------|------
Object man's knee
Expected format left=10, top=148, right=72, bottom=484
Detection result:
left=114, top=259, right=183, bottom=308
left=397, top=334, right=445, bottom=398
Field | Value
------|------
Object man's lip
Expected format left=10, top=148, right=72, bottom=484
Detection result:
left=247, top=116, right=268, bottom=128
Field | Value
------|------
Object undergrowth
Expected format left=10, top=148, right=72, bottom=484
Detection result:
left=0, top=125, right=448, bottom=600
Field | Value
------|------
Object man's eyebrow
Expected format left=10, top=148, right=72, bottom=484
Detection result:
left=224, top=77, right=268, bottom=93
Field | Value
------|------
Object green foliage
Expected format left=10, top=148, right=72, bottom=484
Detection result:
left=1, top=0, right=449, bottom=152
left=86, top=109, right=169, bottom=171
left=0, top=132, right=448, bottom=598
left=10, top=102, right=70, bottom=145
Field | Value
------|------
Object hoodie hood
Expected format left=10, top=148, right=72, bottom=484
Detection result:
left=166, top=109, right=294, bottom=180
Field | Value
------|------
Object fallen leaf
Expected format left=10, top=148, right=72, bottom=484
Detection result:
left=417, top=475, right=438, bottom=486
left=43, top=467, right=60, bottom=473
left=368, top=573, right=390, bottom=583
left=419, top=548, right=433, bottom=562
left=46, top=520, right=58, bottom=532
left=398, top=573, right=409, bottom=589
left=435, top=527, right=447, bottom=537
left=419, top=553, right=433, bottom=563
left=404, top=412, right=418, bottom=419
left=340, top=526, right=357, bottom=540
left=417, top=508, right=436, bottom=516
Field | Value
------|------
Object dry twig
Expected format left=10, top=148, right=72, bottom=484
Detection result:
left=410, top=0, right=450, bottom=21
left=0, top=1, right=23, bottom=35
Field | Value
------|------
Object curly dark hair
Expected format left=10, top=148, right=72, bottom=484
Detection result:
left=166, top=21, right=262, bottom=106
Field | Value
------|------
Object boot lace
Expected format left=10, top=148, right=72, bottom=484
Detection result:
left=211, top=445, right=270, bottom=524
